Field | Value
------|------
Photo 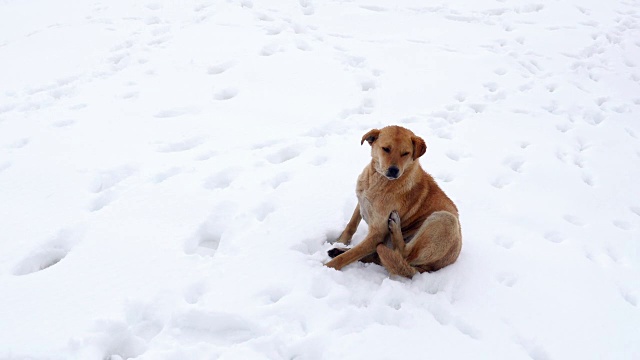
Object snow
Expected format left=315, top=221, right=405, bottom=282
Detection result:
left=1, top=0, right=639, bottom=359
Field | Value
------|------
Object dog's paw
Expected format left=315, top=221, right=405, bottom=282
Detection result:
left=327, top=248, right=347, bottom=258
left=388, top=210, right=401, bottom=232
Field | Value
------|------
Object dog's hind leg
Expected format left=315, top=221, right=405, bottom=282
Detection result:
left=405, top=211, right=462, bottom=271
left=377, top=211, right=417, bottom=278
left=376, top=244, right=417, bottom=278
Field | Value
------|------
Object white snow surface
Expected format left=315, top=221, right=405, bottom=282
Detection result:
left=1, top=0, right=639, bottom=359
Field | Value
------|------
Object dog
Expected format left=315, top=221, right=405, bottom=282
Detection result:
left=325, top=125, right=462, bottom=278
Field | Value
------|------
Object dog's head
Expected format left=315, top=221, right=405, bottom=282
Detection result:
left=361, top=126, right=426, bottom=180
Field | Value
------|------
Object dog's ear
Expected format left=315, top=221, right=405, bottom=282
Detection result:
left=361, top=129, right=380, bottom=146
left=412, top=136, right=427, bottom=159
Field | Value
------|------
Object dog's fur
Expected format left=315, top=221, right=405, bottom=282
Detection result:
left=325, top=126, right=462, bottom=278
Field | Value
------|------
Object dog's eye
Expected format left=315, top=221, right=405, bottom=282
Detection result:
left=401, top=152, right=410, bottom=157
left=382, top=147, right=390, bottom=153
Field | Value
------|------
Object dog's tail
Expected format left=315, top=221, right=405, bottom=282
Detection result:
left=376, top=244, right=417, bottom=278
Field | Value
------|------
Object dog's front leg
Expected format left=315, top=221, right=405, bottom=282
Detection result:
left=325, top=228, right=386, bottom=270
left=336, top=206, right=362, bottom=245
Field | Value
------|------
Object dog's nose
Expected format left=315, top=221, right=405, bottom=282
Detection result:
left=386, top=166, right=399, bottom=179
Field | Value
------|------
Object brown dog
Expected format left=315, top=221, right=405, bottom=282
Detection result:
left=325, top=126, right=462, bottom=277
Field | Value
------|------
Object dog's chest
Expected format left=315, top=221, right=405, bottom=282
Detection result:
left=357, top=191, right=373, bottom=223
left=356, top=167, right=408, bottom=225
left=356, top=184, right=397, bottom=225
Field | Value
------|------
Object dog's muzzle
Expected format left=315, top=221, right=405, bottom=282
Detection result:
left=386, top=166, right=400, bottom=179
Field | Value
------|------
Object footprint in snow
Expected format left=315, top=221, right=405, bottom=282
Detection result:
left=517, top=337, right=551, bottom=360
left=259, top=43, right=282, bottom=56
left=171, top=310, right=259, bottom=345
left=254, top=202, right=275, bottom=221
left=213, top=87, right=239, bottom=100
left=581, top=173, right=595, bottom=186
left=491, top=176, right=511, bottom=189
left=156, top=137, right=204, bottom=153
left=503, top=156, right=524, bottom=173
left=556, top=122, right=574, bottom=133
left=89, top=165, right=137, bottom=194
left=265, top=145, right=305, bottom=164
left=152, top=167, right=184, bottom=183
left=563, top=215, right=585, bottom=226
left=0, top=161, right=11, bottom=174
left=89, top=190, right=118, bottom=212
left=518, top=82, right=534, bottom=92
left=311, top=155, right=328, bottom=165
left=144, top=16, right=162, bottom=26
left=612, top=220, right=631, bottom=231
left=148, top=36, right=171, bottom=47
left=154, top=107, right=198, bottom=118
left=120, top=91, right=139, bottom=100
left=434, top=172, right=453, bottom=183
left=207, top=61, right=235, bottom=75
left=494, top=236, right=515, bottom=249
left=360, top=78, right=376, bottom=91
left=14, top=247, right=70, bottom=276
left=429, top=303, right=453, bottom=325
left=80, top=302, right=167, bottom=360
left=293, top=230, right=339, bottom=256
left=267, top=172, right=290, bottom=189
left=299, top=0, right=314, bottom=15
left=493, top=67, right=507, bottom=76
left=52, top=119, right=77, bottom=128
left=454, top=318, right=482, bottom=339
left=88, top=165, right=137, bottom=211
left=13, top=227, right=84, bottom=275
left=203, top=170, right=236, bottom=190
left=483, top=82, right=499, bottom=92
left=151, top=25, right=171, bottom=37
left=544, top=231, right=565, bottom=243
left=340, top=98, right=374, bottom=119
left=360, top=5, right=387, bottom=11
left=7, top=138, right=29, bottom=149
left=294, top=38, right=312, bottom=51
left=263, top=23, right=285, bottom=35
left=485, top=90, right=506, bottom=102
left=620, top=287, right=638, bottom=307
left=145, top=2, right=162, bottom=10
left=0, top=102, right=17, bottom=114
left=445, top=148, right=470, bottom=161
left=183, top=281, right=208, bottom=304
left=496, top=272, right=518, bottom=287
left=453, top=93, right=467, bottom=102
left=468, top=103, right=486, bottom=113
left=256, top=12, right=275, bottom=22
left=259, top=286, right=290, bottom=304
left=310, top=276, right=331, bottom=299
left=184, top=203, right=236, bottom=256
left=81, top=321, right=148, bottom=360
left=194, top=150, right=216, bottom=161
left=445, top=151, right=462, bottom=161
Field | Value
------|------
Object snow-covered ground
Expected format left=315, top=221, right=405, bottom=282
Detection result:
left=1, top=0, right=639, bottom=358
